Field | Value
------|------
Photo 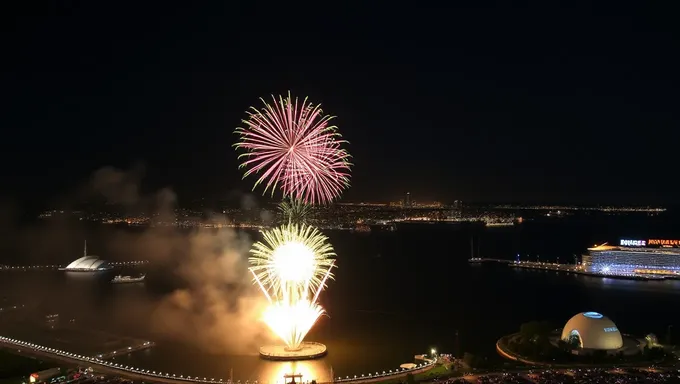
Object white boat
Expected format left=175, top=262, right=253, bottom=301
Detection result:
left=111, top=274, right=146, bottom=284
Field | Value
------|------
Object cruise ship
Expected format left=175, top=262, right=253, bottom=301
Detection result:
left=582, top=238, right=680, bottom=278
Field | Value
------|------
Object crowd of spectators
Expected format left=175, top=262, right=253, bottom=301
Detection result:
left=428, top=367, right=679, bottom=383
left=529, top=368, right=678, bottom=384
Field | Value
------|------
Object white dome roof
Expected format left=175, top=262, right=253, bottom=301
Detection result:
left=64, top=256, right=110, bottom=270
left=561, top=312, right=623, bottom=350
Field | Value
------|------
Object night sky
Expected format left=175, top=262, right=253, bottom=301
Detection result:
left=2, top=2, right=679, bottom=208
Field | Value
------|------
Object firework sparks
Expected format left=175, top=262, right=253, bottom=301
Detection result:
left=235, top=92, right=352, bottom=205
left=249, top=223, right=335, bottom=350
left=278, top=197, right=312, bottom=225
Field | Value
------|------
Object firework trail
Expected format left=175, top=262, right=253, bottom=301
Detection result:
left=278, top=197, right=312, bottom=225
left=249, top=223, right=335, bottom=350
left=235, top=92, right=351, bottom=205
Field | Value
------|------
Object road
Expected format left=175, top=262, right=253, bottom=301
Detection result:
left=0, top=336, right=222, bottom=384
left=0, top=336, right=435, bottom=384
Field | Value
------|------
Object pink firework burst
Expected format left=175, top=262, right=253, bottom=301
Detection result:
left=235, top=93, right=352, bottom=205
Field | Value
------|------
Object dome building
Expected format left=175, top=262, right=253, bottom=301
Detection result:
left=59, top=241, right=112, bottom=272
left=62, top=256, right=111, bottom=271
left=560, top=312, right=623, bottom=353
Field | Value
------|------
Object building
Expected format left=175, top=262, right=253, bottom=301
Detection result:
left=582, top=238, right=680, bottom=277
left=61, top=256, right=112, bottom=271
left=561, top=312, right=623, bottom=353
left=59, top=241, right=112, bottom=272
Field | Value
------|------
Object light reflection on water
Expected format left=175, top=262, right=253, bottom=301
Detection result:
left=259, top=360, right=330, bottom=384
left=7, top=251, right=680, bottom=381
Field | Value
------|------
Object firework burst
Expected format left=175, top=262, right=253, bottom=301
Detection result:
left=249, top=223, right=335, bottom=350
left=234, top=92, right=351, bottom=205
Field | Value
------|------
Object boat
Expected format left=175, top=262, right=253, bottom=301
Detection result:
left=111, top=274, right=146, bottom=284
left=582, top=238, right=680, bottom=278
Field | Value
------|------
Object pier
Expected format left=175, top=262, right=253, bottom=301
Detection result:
left=0, top=335, right=437, bottom=384
left=95, top=341, right=156, bottom=360
left=468, top=258, right=512, bottom=264
left=0, top=261, right=149, bottom=271
left=469, top=258, right=668, bottom=280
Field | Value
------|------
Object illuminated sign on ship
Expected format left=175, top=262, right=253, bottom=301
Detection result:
left=620, top=239, right=646, bottom=247
left=647, top=239, right=680, bottom=246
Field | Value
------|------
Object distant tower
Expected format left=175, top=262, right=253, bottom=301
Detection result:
left=405, top=192, right=411, bottom=207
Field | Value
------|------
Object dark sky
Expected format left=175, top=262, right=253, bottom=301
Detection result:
left=2, top=2, right=679, bottom=207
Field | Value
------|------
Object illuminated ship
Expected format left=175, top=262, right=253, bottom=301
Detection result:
left=111, top=274, right=146, bottom=284
left=582, top=239, right=680, bottom=278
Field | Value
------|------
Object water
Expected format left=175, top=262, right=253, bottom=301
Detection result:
left=2, top=217, right=680, bottom=382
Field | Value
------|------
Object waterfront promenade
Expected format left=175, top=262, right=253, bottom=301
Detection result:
left=0, top=335, right=437, bottom=384
left=0, top=261, right=149, bottom=271
left=470, top=258, right=581, bottom=271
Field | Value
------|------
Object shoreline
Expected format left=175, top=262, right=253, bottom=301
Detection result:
left=495, top=332, right=666, bottom=368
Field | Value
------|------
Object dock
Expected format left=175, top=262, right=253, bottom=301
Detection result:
left=95, top=341, right=156, bottom=360
left=468, top=258, right=668, bottom=280
left=468, top=258, right=512, bottom=264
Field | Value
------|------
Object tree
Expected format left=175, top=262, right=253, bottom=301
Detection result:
left=566, top=334, right=581, bottom=349
left=519, top=321, right=552, bottom=341
left=462, top=352, right=475, bottom=367
left=591, top=349, right=607, bottom=363
left=644, top=346, right=665, bottom=360
left=405, top=373, right=415, bottom=384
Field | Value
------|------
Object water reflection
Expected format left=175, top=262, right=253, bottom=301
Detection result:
left=580, top=274, right=680, bottom=294
left=64, top=271, right=105, bottom=281
left=258, top=360, right=330, bottom=384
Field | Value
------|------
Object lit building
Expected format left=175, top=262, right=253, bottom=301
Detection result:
left=61, top=256, right=112, bottom=271
left=582, top=239, right=680, bottom=277
left=561, top=312, right=623, bottom=352
left=59, top=241, right=112, bottom=272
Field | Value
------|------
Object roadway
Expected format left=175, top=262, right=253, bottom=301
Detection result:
left=0, top=336, right=436, bottom=384
left=0, top=336, right=225, bottom=384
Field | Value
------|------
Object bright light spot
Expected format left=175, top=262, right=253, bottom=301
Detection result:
left=583, top=312, right=603, bottom=319
left=272, top=241, right=316, bottom=282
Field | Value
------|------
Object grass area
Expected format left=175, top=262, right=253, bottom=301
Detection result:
left=414, top=364, right=451, bottom=379
left=368, top=364, right=458, bottom=384
left=0, top=348, right=56, bottom=380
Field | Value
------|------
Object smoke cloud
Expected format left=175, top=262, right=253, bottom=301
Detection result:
left=150, top=226, right=275, bottom=354
left=0, top=165, right=275, bottom=355
left=89, top=164, right=145, bottom=205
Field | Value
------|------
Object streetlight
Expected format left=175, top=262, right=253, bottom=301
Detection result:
left=430, top=348, right=436, bottom=358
